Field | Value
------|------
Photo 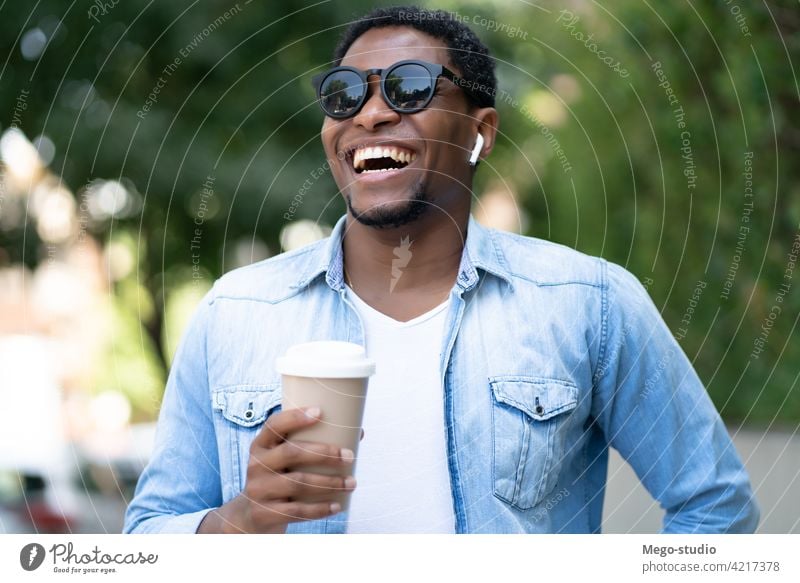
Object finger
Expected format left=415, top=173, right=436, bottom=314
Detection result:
left=278, top=472, right=357, bottom=499
left=245, top=499, right=342, bottom=529
left=269, top=500, right=344, bottom=523
left=253, top=406, right=321, bottom=449
left=252, top=440, right=355, bottom=474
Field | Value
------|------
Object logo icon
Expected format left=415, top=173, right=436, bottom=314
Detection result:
left=20, top=543, right=46, bottom=571
left=390, top=235, right=413, bottom=292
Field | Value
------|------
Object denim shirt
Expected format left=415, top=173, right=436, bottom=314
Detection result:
left=123, top=214, right=759, bottom=534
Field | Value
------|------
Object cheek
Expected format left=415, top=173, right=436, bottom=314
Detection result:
left=319, top=134, right=332, bottom=156
left=320, top=125, right=348, bottom=176
left=426, top=116, right=470, bottom=157
left=320, top=120, right=342, bottom=154
left=430, top=132, right=467, bottom=167
left=331, top=156, right=350, bottom=179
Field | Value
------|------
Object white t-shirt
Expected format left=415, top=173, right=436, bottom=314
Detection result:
left=344, top=284, right=456, bottom=533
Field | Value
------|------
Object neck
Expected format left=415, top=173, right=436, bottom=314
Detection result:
left=342, top=206, right=469, bottom=296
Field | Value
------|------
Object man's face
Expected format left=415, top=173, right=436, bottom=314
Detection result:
left=320, top=27, right=477, bottom=229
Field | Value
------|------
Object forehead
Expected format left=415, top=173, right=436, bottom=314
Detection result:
left=340, top=26, right=453, bottom=71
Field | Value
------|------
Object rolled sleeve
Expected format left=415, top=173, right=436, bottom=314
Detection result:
left=591, top=262, right=759, bottom=533
left=123, top=289, right=222, bottom=534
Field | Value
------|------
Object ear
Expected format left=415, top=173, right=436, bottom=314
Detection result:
left=471, top=107, right=499, bottom=162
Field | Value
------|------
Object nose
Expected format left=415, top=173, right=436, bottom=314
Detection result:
left=351, top=75, right=401, bottom=131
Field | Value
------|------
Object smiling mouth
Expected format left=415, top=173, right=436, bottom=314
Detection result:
left=352, top=145, right=417, bottom=174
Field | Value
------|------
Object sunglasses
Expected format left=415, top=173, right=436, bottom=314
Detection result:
left=311, top=59, right=482, bottom=119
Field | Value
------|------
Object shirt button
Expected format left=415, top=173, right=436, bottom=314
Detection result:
left=535, top=405, right=544, bottom=415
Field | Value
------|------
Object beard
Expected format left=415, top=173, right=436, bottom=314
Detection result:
left=346, top=184, right=430, bottom=229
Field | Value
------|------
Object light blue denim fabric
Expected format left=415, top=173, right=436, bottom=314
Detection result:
left=123, top=214, right=759, bottom=534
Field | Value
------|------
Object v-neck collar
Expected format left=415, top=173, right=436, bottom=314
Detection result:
left=345, top=284, right=450, bottom=328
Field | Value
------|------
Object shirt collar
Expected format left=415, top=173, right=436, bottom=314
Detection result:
left=290, top=214, right=514, bottom=293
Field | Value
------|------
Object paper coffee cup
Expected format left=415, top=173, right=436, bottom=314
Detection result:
left=276, top=341, right=375, bottom=510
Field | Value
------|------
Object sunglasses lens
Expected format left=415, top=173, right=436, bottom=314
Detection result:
left=385, top=63, right=433, bottom=111
left=319, top=70, right=365, bottom=117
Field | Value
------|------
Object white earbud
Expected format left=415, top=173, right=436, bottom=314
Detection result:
left=469, top=133, right=485, bottom=166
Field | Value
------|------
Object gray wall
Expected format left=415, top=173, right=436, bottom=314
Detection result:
left=602, top=428, right=800, bottom=533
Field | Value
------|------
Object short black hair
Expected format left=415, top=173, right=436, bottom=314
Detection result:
left=332, top=5, right=496, bottom=108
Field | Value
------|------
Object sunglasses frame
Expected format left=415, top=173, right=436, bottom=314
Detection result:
left=311, top=59, right=480, bottom=119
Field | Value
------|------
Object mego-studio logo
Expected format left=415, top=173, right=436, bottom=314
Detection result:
left=20, top=543, right=46, bottom=571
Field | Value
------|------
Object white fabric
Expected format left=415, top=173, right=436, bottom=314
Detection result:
left=344, top=284, right=456, bottom=533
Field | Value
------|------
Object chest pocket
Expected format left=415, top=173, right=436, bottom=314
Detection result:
left=212, top=385, right=282, bottom=500
left=490, top=376, right=579, bottom=510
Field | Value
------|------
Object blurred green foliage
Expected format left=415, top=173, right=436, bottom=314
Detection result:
left=1, top=0, right=798, bottom=424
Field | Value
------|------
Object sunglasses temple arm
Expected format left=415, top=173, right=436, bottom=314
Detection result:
left=444, top=70, right=486, bottom=107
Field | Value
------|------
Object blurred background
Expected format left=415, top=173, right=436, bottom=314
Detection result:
left=0, top=0, right=797, bottom=533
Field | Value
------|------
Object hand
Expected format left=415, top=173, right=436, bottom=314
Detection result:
left=197, top=406, right=357, bottom=534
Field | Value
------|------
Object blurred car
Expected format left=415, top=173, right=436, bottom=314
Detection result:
left=0, top=335, right=156, bottom=533
left=0, top=470, right=75, bottom=533
left=0, top=423, right=156, bottom=534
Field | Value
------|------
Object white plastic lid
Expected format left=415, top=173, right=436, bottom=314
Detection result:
left=276, top=341, right=376, bottom=378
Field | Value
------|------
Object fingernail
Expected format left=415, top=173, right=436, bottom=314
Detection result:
left=330, top=502, right=342, bottom=514
left=344, top=476, right=357, bottom=489
left=341, top=448, right=354, bottom=463
left=304, top=407, right=321, bottom=419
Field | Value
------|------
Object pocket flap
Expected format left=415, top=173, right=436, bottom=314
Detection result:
left=490, top=377, right=578, bottom=421
left=213, top=385, right=282, bottom=427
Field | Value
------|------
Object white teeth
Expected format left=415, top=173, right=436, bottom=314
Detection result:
left=350, top=145, right=417, bottom=171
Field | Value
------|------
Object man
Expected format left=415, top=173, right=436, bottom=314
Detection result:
left=124, top=6, right=758, bottom=534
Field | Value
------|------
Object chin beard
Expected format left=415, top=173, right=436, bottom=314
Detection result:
left=346, top=187, right=430, bottom=229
